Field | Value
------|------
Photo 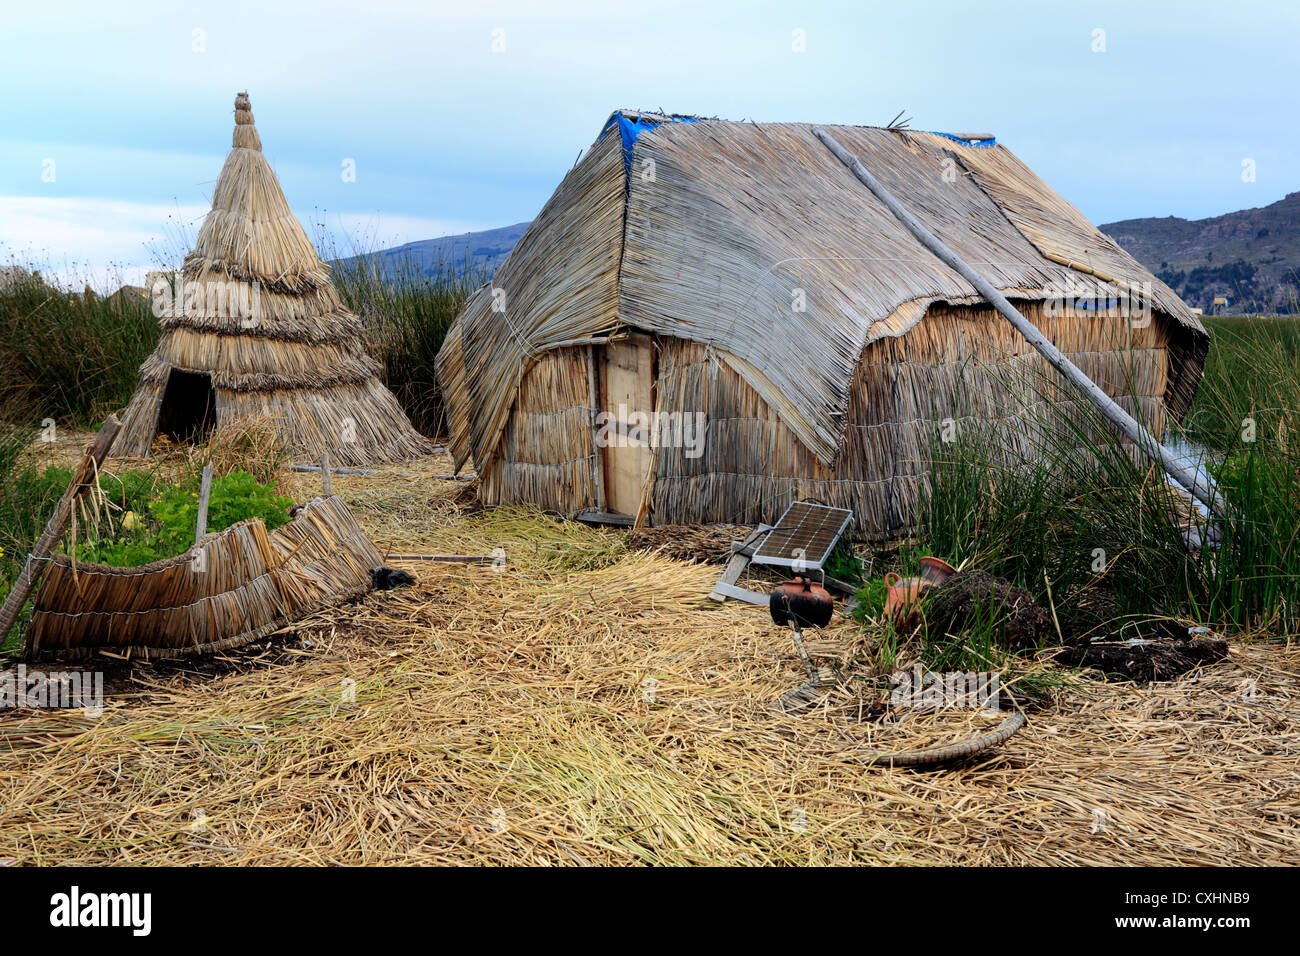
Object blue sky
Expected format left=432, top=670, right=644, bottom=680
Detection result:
left=2, top=0, right=1296, bottom=286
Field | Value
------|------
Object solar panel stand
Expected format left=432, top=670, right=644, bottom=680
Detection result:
left=748, top=501, right=854, bottom=586
left=708, top=524, right=774, bottom=604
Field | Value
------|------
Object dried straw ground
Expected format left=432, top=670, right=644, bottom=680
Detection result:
left=1, top=447, right=1296, bottom=865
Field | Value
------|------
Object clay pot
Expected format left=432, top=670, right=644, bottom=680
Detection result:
left=769, top=577, right=834, bottom=629
left=883, top=573, right=926, bottom=632
left=918, top=555, right=956, bottom=586
left=884, top=557, right=955, bottom=632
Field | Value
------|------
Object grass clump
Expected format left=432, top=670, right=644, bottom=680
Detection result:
left=914, top=338, right=1299, bottom=649
left=0, top=423, right=36, bottom=596
left=1184, top=316, right=1300, bottom=447
left=0, top=265, right=158, bottom=429
left=199, top=414, right=293, bottom=486
left=323, top=242, right=483, bottom=437
left=853, top=320, right=1298, bottom=684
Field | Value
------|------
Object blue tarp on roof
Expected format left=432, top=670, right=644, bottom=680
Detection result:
left=929, top=131, right=998, bottom=147
left=602, top=112, right=699, bottom=173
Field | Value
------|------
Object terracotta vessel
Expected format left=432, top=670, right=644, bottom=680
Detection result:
left=918, top=555, right=956, bottom=585
left=884, top=556, right=956, bottom=632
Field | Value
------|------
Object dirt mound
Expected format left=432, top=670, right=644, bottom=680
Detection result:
left=1056, top=637, right=1229, bottom=683
left=924, top=570, right=1056, bottom=649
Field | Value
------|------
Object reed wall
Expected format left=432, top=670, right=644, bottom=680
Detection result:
left=477, top=346, right=598, bottom=513
left=27, top=494, right=383, bottom=659
left=482, top=301, right=1181, bottom=538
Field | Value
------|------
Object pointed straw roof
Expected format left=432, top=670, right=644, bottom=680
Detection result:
left=112, top=93, right=432, bottom=465
left=187, top=91, right=330, bottom=294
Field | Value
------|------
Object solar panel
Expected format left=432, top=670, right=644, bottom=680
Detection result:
left=751, top=501, right=853, bottom=574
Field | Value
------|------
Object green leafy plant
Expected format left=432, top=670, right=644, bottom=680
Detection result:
left=851, top=576, right=890, bottom=624
left=823, top=539, right=864, bottom=586
left=71, top=469, right=294, bottom=568
left=150, top=470, right=293, bottom=557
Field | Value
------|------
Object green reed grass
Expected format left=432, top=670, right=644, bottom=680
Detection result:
left=320, top=238, right=483, bottom=437
left=0, top=423, right=65, bottom=650
left=918, top=325, right=1299, bottom=644
left=0, top=265, right=158, bottom=429
left=1184, top=315, right=1300, bottom=446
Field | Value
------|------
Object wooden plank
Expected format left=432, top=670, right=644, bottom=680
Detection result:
left=601, top=333, right=654, bottom=516
left=573, top=509, right=634, bottom=527
left=1, top=415, right=121, bottom=650
left=823, top=573, right=859, bottom=596
left=711, top=581, right=770, bottom=606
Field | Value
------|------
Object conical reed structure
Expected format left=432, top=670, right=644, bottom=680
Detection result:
left=113, top=92, right=433, bottom=465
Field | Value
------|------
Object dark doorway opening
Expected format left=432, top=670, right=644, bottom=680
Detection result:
left=156, top=369, right=217, bottom=443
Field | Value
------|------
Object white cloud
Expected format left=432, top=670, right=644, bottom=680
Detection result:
left=0, top=196, right=495, bottom=289
left=0, top=196, right=208, bottom=289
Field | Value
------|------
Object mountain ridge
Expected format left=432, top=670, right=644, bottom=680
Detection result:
left=336, top=221, right=530, bottom=281
left=1098, top=191, right=1300, bottom=313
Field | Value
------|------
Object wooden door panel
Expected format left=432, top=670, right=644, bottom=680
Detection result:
left=601, top=334, right=654, bottom=516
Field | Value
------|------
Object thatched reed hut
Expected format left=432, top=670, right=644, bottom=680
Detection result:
left=112, top=92, right=431, bottom=466
left=26, top=494, right=383, bottom=660
left=435, top=111, right=1207, bottom=537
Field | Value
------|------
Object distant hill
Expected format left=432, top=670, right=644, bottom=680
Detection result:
left=336, top=221, right=531, bottom=281
left=1100, top=192, right=1300, bottom=314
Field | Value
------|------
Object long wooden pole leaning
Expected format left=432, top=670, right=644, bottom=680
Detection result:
left=0, top=415, right=121, bottom=652
left=811, top=126, right=1219, bottom=512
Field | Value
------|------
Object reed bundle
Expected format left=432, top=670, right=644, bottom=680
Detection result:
left=0, top=464, right=1294, bottom=866
left=25, top=495, right=383, bottom=659
left=113, top=93, right=432, bottom=466
left=436, top=112, right=1208, bottom=534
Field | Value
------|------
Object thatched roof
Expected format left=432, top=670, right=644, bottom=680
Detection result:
left=113, top=93, right=431, bottom=465
left=105, top=284, right=147, bottom=307
left=438, top=110, right=1205, bottom=471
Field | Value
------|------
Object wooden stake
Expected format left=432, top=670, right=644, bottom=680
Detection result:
left=195, top=462, right=214, bottom=541
left=812, top=125, right=1220, bottom=512
left=385, top=554, right=505, bottom=566
left=1, top=415, right=121, bottom=651
left=319, top=451, right=334, bottom=496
